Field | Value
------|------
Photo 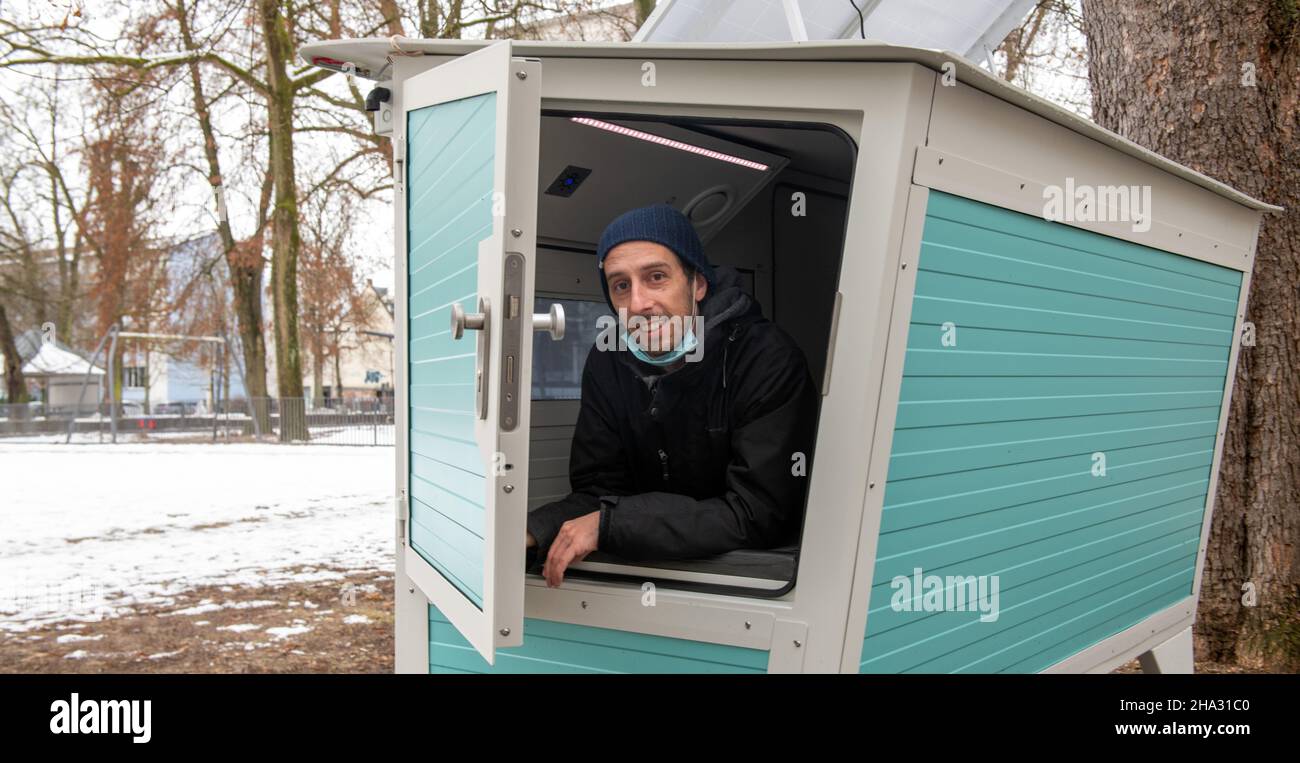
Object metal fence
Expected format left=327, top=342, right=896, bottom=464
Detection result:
left=0, top=397, right=395, bottom=446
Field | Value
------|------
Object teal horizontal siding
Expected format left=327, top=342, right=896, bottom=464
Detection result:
left=861, top=191, right=1241, bottom=673
left=406, top=92, right=497, bottom=610
left=428, top=605, right=769, bottom=674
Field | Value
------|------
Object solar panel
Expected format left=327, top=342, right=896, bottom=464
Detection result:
left=634, top=0, right=1039, bottom=62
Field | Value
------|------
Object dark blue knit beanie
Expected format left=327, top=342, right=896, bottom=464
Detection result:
left=596, top=204, right=715, bottom=309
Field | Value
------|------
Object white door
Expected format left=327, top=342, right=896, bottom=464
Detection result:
left=398, top=41, right=554, bottom=664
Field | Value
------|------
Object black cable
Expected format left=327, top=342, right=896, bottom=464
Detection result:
left=848, top=0, right=866, bottom=39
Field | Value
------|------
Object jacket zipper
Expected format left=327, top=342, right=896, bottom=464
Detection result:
left=658, top=448, right=670, bottom=483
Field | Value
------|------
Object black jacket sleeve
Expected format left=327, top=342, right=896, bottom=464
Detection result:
left=598, top=339, right=818, bottom=561
left=525, top=348, right=634, bottom=555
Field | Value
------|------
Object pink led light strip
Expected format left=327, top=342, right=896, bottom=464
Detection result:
left=570, top=117, right=769, bottom=171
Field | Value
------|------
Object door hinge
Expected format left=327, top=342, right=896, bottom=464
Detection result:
left=397, top=489, right=408, bottom=544
left=394, top=135, right=405, bottom=187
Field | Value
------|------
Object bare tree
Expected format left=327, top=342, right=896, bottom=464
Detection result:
left=298, top=187, right=362, bottom=408
left=995, top=0, right=1090, bottom=116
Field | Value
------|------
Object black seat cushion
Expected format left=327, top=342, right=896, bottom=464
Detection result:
left=528, top=544, right=799, bottom=583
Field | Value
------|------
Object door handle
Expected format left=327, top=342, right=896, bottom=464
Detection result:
left=450, top=297, right=490, bottom=419
left=450, top=301, right=488, bottom=340
left=532, top=302, right=565, bottom=341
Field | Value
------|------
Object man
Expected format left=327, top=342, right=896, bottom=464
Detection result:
left=526, top=203, right=819, bottom=587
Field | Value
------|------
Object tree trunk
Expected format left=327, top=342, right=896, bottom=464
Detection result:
left=0, top=303, right=28, bottom=404
left=260, top=0, right=308, bottom=441
left=332, top=334, right=343, bottom=403
left=176, top=0, right=273, bottom=435
left=1083, top=0, right=1300, bottom=670
left=312, top=338, right=324, bottom=408
left=634, top=0, right=657, bottom=26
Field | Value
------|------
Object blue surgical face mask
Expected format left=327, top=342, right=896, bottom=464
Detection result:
left=622, top=272, right=699, bottom=367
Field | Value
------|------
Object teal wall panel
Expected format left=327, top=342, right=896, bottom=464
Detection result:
left=428, top=605, right=769, bottom=674
left=407, top=92, right=497, bottom=610
left=861, top=191, right=1241, bottom=673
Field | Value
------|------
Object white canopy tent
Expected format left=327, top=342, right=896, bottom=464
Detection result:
left=0, top=330, right=105, bottom=409
left=20, top=342, right=103, bottom=378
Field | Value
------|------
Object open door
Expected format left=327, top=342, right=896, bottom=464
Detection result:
left=399, top=41, right=553, bottom=664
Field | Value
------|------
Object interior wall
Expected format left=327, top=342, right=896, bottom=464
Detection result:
left=708, top=167, right=850, bottom=386
left=772, top=178, right=849, bottom=388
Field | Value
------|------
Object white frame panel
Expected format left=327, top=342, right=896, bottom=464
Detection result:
left=395, top=41, right=542, bottom=666
left=836, top=183, right=929, bottom=673
left=926, top=82, right=1264, bottom=263
left=912, top=146, right=1253, bottom=269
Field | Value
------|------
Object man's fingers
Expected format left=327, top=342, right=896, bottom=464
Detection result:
left=545, top=531, right=574, bottom=586
left=547, top=536, right=580, bottom=587
left=549, top=546, right=577, bottom=587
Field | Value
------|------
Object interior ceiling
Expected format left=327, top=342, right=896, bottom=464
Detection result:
left=537, top=115, right=853, bottom=248
left=693, top=123, right=855, bottom=183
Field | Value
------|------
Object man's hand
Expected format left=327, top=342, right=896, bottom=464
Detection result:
left=542, top=510, right=600, bottom=588
left=526, top=531, right=537, bottom=548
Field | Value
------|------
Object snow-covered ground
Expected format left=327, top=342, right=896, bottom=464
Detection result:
left=0, top=425, right=395, bottom=446
left=0, top=442, right=394, bottom=632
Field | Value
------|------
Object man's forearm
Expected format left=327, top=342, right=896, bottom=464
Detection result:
left=599, top=490, right=790, bottom=561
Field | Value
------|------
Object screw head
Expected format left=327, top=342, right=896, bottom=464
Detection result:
left=500, top=627, right=511, bottom=636
left=408, top=586, right=414, bottom=594
left=515, top=71, right=527, bottom=79
left=503, top=484, right=514, bottom=493
left=793, top=639, right=803, bottom=648
left=511, top=228, right=522, bottom=237
left=744, top=620, right=752, bottom=629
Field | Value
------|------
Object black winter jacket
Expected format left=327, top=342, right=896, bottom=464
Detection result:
left=526, top=266, right=820, bottom=562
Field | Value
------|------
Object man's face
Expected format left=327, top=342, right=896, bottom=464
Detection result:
left=603, top=241, right=708, bottom=356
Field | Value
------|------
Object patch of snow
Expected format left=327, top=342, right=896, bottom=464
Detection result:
left=215, top=623, right=261, bottom=633
left=63, top=649, right=89, bottom=659
left=0, top=443, right=391, bottom=632
left=343, top=614, right=371, bottom=625
left=229, top=600, right=279, bottom=609
left=265, top=625, right=312, bottom=639
left=147, top=649, right=184, bottom=659
left=164, top=602, right=224, bottom=617
left=55, top=633, right=103, bottom=643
